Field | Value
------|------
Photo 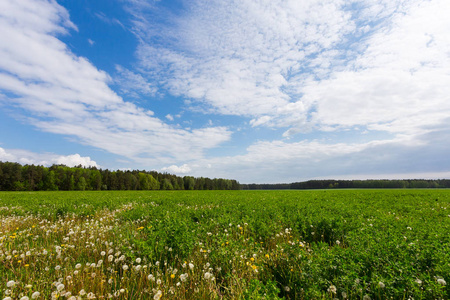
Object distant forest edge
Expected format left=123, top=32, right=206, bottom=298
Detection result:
left=242, top=179, right=450, bottom=190
left=0, top=161, right=240, bottom=191
left=1, top=161, right=449, bottom=191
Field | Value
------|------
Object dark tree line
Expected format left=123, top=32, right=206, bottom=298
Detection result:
left=0, top=161, right=240, bottom=191
left=241, top=179, right=450, bottom=190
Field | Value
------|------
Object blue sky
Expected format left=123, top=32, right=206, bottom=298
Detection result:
left=1, top=0, right=450, bottom=184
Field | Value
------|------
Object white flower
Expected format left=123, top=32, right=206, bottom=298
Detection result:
left=189, top=263, right=194, bottom=270
left=6, top=281, right=15, bottom=288
left=157, top=279, right=161, bottom=285
left=180, top=273, right=188, bottom=282
left=148, top=274, right=155, bottom=281
left=153, top=290, right=162, bottom=300
left=415, top=278, right=422, bottom=285
left=378, top=282, right=385, bottom=288
left=55, top=265, right=61, bottom=271
left=204, top=272, right=212, bottom=280
left=122, top=264, right=129, bottom=271
left=3, top=297, right=12, bottom=300
left=79, top=289, right=86, bottom=296
left=56, top=283, right=65, bottom=291
left=134, top=265, right=142, bottom=272
left=136, top=257, right=141, bottom=264
left=119, top=289, right=125, bottom=293
left=328, top=285, right=337, bottom=294
left=75, top=263, right=81, bottom=269
left=363, top=295, right=371, bottom=300
left=336, top=240, right=341, bottom=245
left=31, top=292, right=40, bottom=299
left=100, top=251, right=106, bottom=256
left=108, top=255, right=114, bottom=262
left=87, top=292, right=96, bottom=299
left=20, top=297, right=29, bottom=300
left=437, top=278, right=446, bottom=286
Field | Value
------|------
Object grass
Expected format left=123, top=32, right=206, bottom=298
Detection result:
left=0, top=190, right=449, bottom=299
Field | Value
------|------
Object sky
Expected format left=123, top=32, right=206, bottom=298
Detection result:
left=1, top=0, right=450, bottom=184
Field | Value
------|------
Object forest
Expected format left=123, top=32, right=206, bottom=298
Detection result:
left=242, top=179, right=450, bottom=189
left=0, top=161, right=240, bottom=191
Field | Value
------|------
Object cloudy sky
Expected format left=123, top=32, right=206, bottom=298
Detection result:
left=1, top=0, right=450, bottom=183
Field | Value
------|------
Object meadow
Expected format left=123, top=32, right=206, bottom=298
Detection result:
left=0, top=190, right=449, bottom=299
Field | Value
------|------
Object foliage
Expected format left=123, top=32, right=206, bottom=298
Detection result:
left=0, top=190, right=449, bottom=299
left=0, top=161, right=239, bottom=191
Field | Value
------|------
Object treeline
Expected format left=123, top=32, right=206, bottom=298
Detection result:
left=242, top=179, right=450, bottom=190
left=0, top=161, right=240, bottom=191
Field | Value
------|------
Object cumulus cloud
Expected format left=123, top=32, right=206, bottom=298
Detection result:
left=0, top=147, right=98, bottom=168
left=0, top=0, right=231, bottom=167
left=161, top=164, right=191, bottom=174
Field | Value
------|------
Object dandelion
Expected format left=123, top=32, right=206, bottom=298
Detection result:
left=56, top=283, right=65, bottom=291
left=148, top=274, right=155, bottom=281
left=123, top=264, right=129, bottom=271
left=55, top=265, right=61, bottom=271
left=180, top=273, right=188, bottom=282
left=31, top=292, right=40, bottom=299
left=437, top=278, right=446, bottom=286
left=79, top=289, right=86, bottom=296
left=378, top=282, right=385, bottom=288
left=153, top=290, right=162, bottom=300
left=415, top=278, right=422, bottom=285
left=136, top=257, right=141, bottom=264
left=204, top=272, right=213, bottom=280
left=328, top=285, right=337, bottom=294
left=3, top=297, right=12, bottom=300
left=336, top=240, right=341, bottom=245
left=189, top=263, right=194, bottom=270
left=20, top=297, right=29, bottom=300
left=6, top=281, right=15, bottom=288
left=170, top=274, right=175, bottom=279
left=75, top=263, right=82, bottom=269
left=363, top=295, right=371, bottom=300
left=100, top=251, right=106, bottom=256
left=87, top=292, right=96, bottom=299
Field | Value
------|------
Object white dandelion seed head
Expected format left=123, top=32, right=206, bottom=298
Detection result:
left=6, top=280, right=15, bottom=288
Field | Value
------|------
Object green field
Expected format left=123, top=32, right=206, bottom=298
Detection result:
left=1, top=190, right=449, bottom=299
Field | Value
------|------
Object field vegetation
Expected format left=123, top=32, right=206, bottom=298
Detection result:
left=0, top=190, right=449, bottom=299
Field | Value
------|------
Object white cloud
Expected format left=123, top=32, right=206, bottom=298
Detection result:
left=0, top=147, right=98, bottom=168
left=0, top=0, right=231, bottom=167
left=129, top=0, right=450, bottom=140
left=161, top=164, right=191, bottom=174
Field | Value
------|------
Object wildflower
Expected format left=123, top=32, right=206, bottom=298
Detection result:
left=119, top=289, right=125, bottom=293
left=31, top=292, right=40, bottom=299
left=415, top=278, right=422, bottom=285
left=170, top=274, right=175, bottom=279
left=189, top=263, right=194, bottom=270
left=378, top=282, right=385, bottom=288
left=136, top=257, right=141, bottom=264
left=284, top=286, right=290, bottom=292
left=363, top=295, right=371, bottom=300
left=180, top=273, right=188, bottom=282
left=75, top=263, right=82, bottom=269
left=55, top=265, right=61, bottom=271
left=437, top=278, right=446, bottom=286
left=87, top=292, right=96, bottom=299
left=100, top=251, right=106, bottom=256
left=79, top=289, right=86, bottom=296
left=20, top=297, right=29, bottom=300
left=122, top=264, right=129, bottom=271
left=148, top=274, right=155, bottom=281
left=157, top=279, right=162, bottom=285
left=153, top=290, right=162, bottom=300
left=3, top=297, right=12, bottom=300
left=328, top=285, right=337, bottom=294
left=265, top=254, right=270, bottom=258
left=6, top=281, right=15, bottom=288
left=56, top=283, right=65, bottom=291
left=108, top=255, right=114, bottom=262
left=342, top=291, right=347, bottom=299
left=134, top=265, right=142, bottom=272
left=204, top=272, right=214, bottom=280
left=336, top=240, right=341, bottom=245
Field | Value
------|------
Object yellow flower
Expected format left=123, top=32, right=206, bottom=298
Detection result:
left=250, top=257, right=254, bottom=262
left=170, top=274, right=175, bottom=279
left=265, top=254, right=270, bottom=258
left=25, top=264, right=30, bottom=267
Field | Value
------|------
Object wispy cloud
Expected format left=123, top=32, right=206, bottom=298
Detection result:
left=128, top=0, right=450, bottom=138
left=0, top=0, right=231, bottom=167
